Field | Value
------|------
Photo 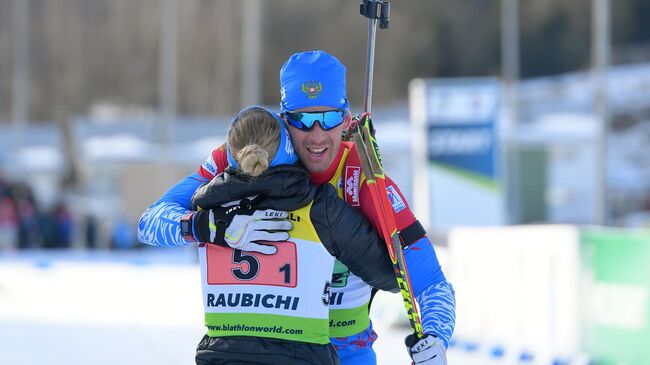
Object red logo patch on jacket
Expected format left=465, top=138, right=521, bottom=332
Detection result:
left=345, top=166, right=361, bottom=206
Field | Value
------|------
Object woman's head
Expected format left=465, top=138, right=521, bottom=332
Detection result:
left=226, top=106, right=298, bottom=176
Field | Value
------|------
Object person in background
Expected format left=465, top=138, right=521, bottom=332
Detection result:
left=12, top=183, right=42, bottom=248
left=53, top=201, right=73, bottom=248
left=111, top=218, right=135, bottom=249
left=84, top=215, right=99, bottom=249
left=0, top=196, right=18, bottom=251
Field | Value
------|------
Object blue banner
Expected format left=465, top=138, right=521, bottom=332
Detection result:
left=428, top=122, right=497, bottom=178
left=424, top=78, right=500, bottom=180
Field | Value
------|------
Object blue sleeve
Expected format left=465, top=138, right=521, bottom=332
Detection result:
left=404, top=237, right=456, bottom=348
left=137, top=172, right=206, bottom=247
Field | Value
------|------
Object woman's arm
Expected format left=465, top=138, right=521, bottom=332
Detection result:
left=312, top=184, right=399, bottom=293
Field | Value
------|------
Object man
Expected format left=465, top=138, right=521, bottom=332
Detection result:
left=193, top=50, right=456, bottom=365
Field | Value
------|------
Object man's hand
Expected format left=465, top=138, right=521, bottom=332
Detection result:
left=192, top=205, right=292, bottom=255
left=405, top=333, right=447, bottom=365
left=224, top=210, right=292, bottom=254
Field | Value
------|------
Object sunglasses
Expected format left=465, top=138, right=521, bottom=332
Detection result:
left=283, top=110, right=348, bottom=131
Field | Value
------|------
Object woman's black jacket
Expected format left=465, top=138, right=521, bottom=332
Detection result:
left=191, top=164, right=398, bottom=293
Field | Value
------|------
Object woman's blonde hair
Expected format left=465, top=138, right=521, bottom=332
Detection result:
left=227, top=107, right=280, bottom=177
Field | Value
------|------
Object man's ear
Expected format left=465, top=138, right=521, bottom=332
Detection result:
left=340, top=112, right=354, bottom=141
left=280, top=114, right=290, bottom=127
left=343, top=112, right=353, bottom=129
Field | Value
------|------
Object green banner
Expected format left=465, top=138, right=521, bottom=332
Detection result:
left=581, top=229, right=650, bottom=365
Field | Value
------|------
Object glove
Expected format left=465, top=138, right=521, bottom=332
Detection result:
left=405, top=333, right=447, bottom=365
left=192, top=203, right=292, bottom=255
left=224, top=210, right=292, bottom=254
left=345, top=112, right=376, bottom=141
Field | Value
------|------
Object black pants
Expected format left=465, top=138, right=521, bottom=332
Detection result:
left=195, top=335, right=340, bottom=365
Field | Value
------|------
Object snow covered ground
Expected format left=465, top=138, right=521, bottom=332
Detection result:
left=0, top=249, right=420, bottom=364
left=1, top=248, right=521, bottom=364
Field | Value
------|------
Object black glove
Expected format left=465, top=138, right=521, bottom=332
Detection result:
left=191, top=204, right=242, bottom=246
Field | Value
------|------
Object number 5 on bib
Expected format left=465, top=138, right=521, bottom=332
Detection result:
left=206, top=242, right=298, bottom=287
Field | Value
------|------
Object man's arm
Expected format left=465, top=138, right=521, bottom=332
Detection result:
left=404, top=239, right=456, bottom=348
left=138, top=146, right=291, bottom=254
left=137, top=144, right=226, bottom=247
left=196, top=143, right=229, bottom=181
left=137, top=172, right=207, bottom=247
left=358, top=175, right=456, bottom=348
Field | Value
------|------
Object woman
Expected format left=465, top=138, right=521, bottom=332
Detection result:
left=139, top=106, right=397, bottom=365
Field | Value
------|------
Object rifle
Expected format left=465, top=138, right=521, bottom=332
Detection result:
left=355, top=0, right=424, bottom=338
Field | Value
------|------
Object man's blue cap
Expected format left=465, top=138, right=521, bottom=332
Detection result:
left=280, top=50, right=349, bottom=113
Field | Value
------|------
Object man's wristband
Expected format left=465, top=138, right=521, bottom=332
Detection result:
left=399, top=220, right=426, bottom=248
left=180, top=212, right=196, bottom=242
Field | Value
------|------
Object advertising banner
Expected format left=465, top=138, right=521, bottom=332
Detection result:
left=410, top=77, right=504, bottom=230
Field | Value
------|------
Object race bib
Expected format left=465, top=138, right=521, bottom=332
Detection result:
left=206, top=242, right=297, bottom=287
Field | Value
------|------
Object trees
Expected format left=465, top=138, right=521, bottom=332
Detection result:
left=0, top=0, right=649, bottom=123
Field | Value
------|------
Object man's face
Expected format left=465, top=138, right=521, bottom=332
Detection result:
left=284, top=106, right=349, bottom=173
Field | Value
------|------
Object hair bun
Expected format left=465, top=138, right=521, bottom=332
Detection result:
left=237, top=144, right=269, bottom=176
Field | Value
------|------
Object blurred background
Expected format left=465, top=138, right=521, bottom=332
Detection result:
left=0, top=0, right=649, bottom=364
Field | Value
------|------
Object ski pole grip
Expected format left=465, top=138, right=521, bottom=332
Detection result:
left=360, top=0, right=390, bottom=29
